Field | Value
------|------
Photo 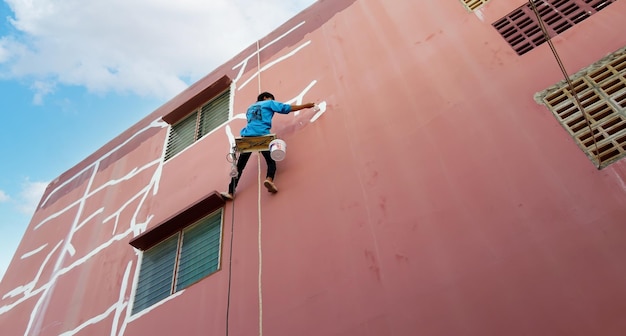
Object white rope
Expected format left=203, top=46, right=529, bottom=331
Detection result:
left=256, top=40, right=262, bottom=93
left=257, top=154, right=263, bottom=336
left=255, top=38, right=264, bottom=336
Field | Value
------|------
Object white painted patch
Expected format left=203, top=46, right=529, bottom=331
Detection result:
left=66, top=244, right=76, bottom=257
left=475, top=8, right=485, bottom=22
left=310, top=101, right=327, bottom=122
left=2, top=285, right=31, bottom=300
left=132, top=221, right=149, bottom=238
left=21, top=244, right=48, bottom=259
left=226, top=125, right=236, bottom=151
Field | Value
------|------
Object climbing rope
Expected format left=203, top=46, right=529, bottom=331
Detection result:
left=225, top=38, right=265, bottom=336
left=528, top=0, right=601, bottom=168
left=256, top=155, right=264, bottom=336
left=257, top=40, right=262, bottom=94
left=225, top=147, right=238, bottom=336
left=255, top=37, right=265, bottom=336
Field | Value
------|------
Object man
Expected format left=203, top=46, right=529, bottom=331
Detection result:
left=221, top=92, right=315, bottom=200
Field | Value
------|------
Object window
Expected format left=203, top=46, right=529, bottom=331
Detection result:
left=537, top=47, right=626, bottom=168
left=132, top=208, right=223, bottom=314
left=164, top=89, right=230, bottom=161
left=461, top=0, right=490, bottom=11
left=493, top=0, right=617, bottom=56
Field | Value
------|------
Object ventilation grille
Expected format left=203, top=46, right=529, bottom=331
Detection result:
left=540, top=50, right=626, bottom=167
left=493, top=0, right=616, bottom=56
left=461, top=0, right=490, bottom=11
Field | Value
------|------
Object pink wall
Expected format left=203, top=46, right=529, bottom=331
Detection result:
left=2, top=0, right=626, bottom=335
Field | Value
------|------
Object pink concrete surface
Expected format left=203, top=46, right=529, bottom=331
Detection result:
left=2, top=0, right=626, bottom=335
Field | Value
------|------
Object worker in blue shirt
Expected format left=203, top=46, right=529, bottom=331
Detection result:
left=221, top=92, right=315, bottom=200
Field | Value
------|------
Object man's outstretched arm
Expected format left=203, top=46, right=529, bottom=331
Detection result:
left=290, top=103, right=315, bottom=112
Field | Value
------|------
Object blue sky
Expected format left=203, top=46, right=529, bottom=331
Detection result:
left=0, top=0, right=315, bottom=281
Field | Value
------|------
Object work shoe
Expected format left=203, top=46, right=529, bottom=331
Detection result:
left=263, top=179, right=278, bottom=193
left=220, top=192, right=234, bottom=201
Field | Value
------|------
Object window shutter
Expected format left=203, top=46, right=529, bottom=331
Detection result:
left=199, top=90, right=230, bottom=138
left=164, top=111, right=199, bottom=161
left=163, top=89, right=230, bottom=162
left=132, top=234, right=179, bottom=314
left=175, top=210, right=222, bottom=291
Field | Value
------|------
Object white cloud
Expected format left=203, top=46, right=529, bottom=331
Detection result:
left=31, top=80, right=56, bottom=105
left=1, top=0, right=317, bottom=100
left=0, top=190, right=10, bottom=202
left=16, top=179, right=48, bottom=216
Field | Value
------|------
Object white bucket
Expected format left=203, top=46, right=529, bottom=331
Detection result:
left=269, top=139, right=287, bottom=161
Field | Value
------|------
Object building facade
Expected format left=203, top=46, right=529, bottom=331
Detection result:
left=2, top=0, right=626, bottom=335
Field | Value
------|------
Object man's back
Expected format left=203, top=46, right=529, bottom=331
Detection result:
left=240, top=100, right=291, bottom=136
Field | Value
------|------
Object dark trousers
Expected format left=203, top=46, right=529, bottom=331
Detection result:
left=228, top=151, right=276, bottom=194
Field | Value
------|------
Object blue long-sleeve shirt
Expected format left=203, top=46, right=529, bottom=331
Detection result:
left=240, top=100, right=292, bottom=136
